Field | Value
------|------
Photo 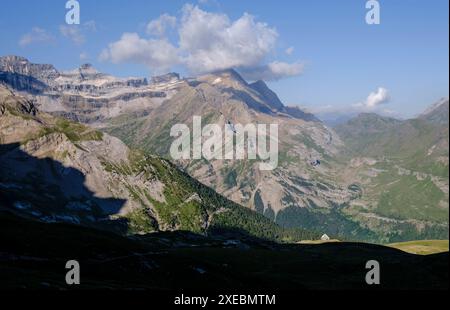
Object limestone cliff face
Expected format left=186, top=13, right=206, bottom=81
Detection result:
left=0, top=56, right=183, bottom=123
left=0, top=55, right=59, bottom=82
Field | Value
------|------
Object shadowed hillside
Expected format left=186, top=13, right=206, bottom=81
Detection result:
left=0, top=210, right=448, bottom=290
left=0, top=142, right=131, bottom=234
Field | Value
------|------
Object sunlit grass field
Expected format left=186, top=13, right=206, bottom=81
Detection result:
left=387, top=240, right=449, bottom=255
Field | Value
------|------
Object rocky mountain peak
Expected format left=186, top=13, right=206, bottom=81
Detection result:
left=80, top=63, right=94, bottom=69
left=151, top=72, right=180, bottom=84
left=78, top=63, right=99, bottom=74
left=419, top=97, right=449, bottom=124
left=250, top=79, right=268, bottom=89
left=249, top=79, right=284, bottom=111
left=196, top=68, right=248, bottom=87
left=0, top=55, right=29, bottom=66
left=61, top=63, right=102, bottom=80
left=216, top=68, right=248, bottom=85
left=0, top=55, right=59, bottom=80
left=0, top=56, right=152, bottom=92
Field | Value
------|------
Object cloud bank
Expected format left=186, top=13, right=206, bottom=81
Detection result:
left=19, top=27, right=55, bottom=47
left=100, top=4, right=301, bottom=81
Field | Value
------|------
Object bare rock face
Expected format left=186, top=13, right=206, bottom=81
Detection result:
left=55, top=63, right=149, bottom=92
left=0, top=55, right=60, bottom=82
left=0, top=56, right=183, bottom=123
left=0, top=84, right=37, bottom=116
left=151, top=72, right=180, bottom=84
left=0, top=56, right=59, bottom=94
left=419, top=97, right=449, bottom=125
left=249, top=80, right=284, bottom=111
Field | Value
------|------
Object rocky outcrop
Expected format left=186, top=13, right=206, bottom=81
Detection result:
left=0, top=56, right=188, bottom=124
left=249, top=80, right=284, bottom=111
left=151, top=72, right=180, bottom=84
left=0, top=55, right=59, bottom=83
left=0, top=56, right=150, bottom=93
left=0, top=85, right=37, bottom=116
left=419, top=97, right=449, bottom=125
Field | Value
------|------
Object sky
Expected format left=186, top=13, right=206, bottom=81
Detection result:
left=0, top=0, right=448, bottom=118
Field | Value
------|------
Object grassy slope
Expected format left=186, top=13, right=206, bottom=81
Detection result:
left=336, top=115, right=449, bottom=176
left=387, top=240, right=449, bottom=255
left=334, top=114, right=449, bottom=240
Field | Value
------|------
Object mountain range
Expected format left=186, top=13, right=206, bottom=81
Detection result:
left=0, top=55, right=448, bottom=243
left=1, top=83, right=318, bottom=242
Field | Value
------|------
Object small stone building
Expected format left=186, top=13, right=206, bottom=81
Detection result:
left=321, top=234, right=330, bottom=241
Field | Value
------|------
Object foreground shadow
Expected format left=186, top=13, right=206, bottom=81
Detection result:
left=0, top=142, right=128, bottom=233
left=0, top=209, right=448, bottom=290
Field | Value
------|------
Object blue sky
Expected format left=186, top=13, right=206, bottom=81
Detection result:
left=0, top=0, right=448, bottom=118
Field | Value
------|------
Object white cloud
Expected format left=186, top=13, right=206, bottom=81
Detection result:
left=179, top=5, right=278, bottom=74
left=301, top=87, right=395, bottom=121
left=146, top=14, right=177, bottom=36
left=285, top=47, right=294, bottom=55
left=197, top=0, right=220, bottom=6
left=60, top=25, right=85, bottom=45
left=240, top=61, right=304, bottom=81
left=59, top=21, right=97, bottom=45
left=80, top=52, right=89, bottom=61
left=100, top=5, right=301, bottom=80
left=19, top=27, right=54, bottom=47
left=354, top=87, right=390, bottom=109
left=99, top=33, right=179, bottom=73
left=83, top=20, right=97, bottom=32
